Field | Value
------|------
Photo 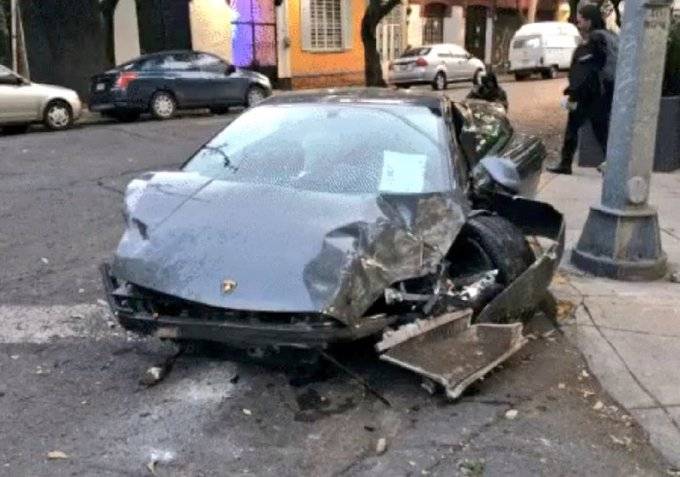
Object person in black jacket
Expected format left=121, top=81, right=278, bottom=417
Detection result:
left=548, top=4, right=617, bottom=174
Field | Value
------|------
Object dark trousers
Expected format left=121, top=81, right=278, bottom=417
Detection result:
left=560, top=107, right=611, bottom=167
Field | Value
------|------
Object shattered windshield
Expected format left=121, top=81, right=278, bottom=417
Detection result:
left=183, top=104, right=452, bottom=194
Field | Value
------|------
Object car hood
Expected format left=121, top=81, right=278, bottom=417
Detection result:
left=111, top=172, right=467, bottom=325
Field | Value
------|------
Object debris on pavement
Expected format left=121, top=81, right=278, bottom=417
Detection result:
left=139, top=346, right=186, bottom=387
left=459, top=458, right=486, bottom=476
left=140, top=366, right=166, bottom=387
left=375, top=437, right=388, bottom=455
left=593, top=401, right=604, bottom=411
left=378, top=310, right=528, bottom=400
left=40, top=257, right=49, bottom=265
left=505, top=409, right=519, bottom=420
left=47, top=451, right=69, bottom=460
left=558, top=383, right=566, bottom=389
left=243, top=408, right=252, bottom=416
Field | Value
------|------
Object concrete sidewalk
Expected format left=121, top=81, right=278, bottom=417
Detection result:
left=539, top=167, right=680, bottom=467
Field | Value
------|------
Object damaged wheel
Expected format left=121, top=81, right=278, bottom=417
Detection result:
left=447, top=215, right=535, bottom=319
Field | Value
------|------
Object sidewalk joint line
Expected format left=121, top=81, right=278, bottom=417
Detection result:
left=579, top=297, right=680, bottom=434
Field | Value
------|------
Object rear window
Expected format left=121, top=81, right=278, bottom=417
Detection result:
left=512, top=35, right=541, bottom=49
left=401, top=47, right=431, bottom=58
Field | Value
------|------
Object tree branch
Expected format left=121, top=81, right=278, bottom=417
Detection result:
left=378, top=0, right=401, bottom=18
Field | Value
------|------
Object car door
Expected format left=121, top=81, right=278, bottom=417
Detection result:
left=0, top=66, right=40, bottom=123
left=192, top=53, right=241, bottom=105
left=434, top=46, right=457, bottom=81
left=451, top=45, right=476, bottom=80
left=143, top=53, right=204, bottom=108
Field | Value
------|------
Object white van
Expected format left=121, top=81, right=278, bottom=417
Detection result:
left=508, top=22, right=581, bottom=81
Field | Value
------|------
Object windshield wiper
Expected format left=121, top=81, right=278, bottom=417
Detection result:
left=203, top=145, right=239, bottom=173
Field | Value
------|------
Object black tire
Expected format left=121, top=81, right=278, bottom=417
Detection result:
left=541, top=66, right=558, bottom=80
left=210, top=106, right=230, bottom=115
left=432, top=71, right=447, bottom=91
left=245, top=86, right=267, bottom=107
left=2, top=124, right=29, bottom=135
left=514, top=73, right=530, bottom=81
left=43, top=100, right=73, bottom=131
left=449, top=215, right=534, bottom=286
left=150, top=91, right=177, bottom=120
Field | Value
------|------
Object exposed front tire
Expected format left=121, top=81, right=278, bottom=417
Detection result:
left=447, top=214, right=535, bottom=323
left=150, top=91, right=177, bottom=120
left=246, top=86, right=267, bottom=107
left=432, top=71, right=447, bottom=91
left=43, top=100, right=73, bottom=131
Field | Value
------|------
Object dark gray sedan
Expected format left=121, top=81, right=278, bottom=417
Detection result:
left=89, top=50, right=272, bottom=122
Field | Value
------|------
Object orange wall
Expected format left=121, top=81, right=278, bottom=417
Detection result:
left=287, top=0, right=366, bottom=76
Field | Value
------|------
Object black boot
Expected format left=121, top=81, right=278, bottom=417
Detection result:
left=547, top=158, right=572, bottom=175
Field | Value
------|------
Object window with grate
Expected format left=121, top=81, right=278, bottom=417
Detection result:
left=310, top=0, right=343, bottom=50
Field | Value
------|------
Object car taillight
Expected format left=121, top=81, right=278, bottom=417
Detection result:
left=415, top=57, right=428, bottom=67
left=115, top=72, right=138, bottom=90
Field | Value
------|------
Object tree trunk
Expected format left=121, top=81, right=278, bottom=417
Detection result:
left=99, top=0, right=119, bottom=66
left=361, top=9, right=384, bottom=86
left=361, top=0, right=401, bottom=87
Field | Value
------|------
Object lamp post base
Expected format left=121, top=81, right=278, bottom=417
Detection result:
left=571, top=205, right=667, bottom=281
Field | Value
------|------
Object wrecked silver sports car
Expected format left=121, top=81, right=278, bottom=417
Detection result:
left=102, top=89, right=564, bottom=398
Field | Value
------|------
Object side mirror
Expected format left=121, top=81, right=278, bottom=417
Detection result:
left=225, top=64, right=236, bottom=75
left=472, top=156, right=521, bottom=194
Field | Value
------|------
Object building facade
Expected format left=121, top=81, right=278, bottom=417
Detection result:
left=113, top=0, right=367, bottom=89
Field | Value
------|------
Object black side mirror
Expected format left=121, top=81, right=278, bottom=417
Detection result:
left=225, top=64, right=236, bottom=75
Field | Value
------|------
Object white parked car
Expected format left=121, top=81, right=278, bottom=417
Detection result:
left=0, top=64, right=82, bottom=133
left=508, top=22, right=581, bottom=81
left=388, top=44, right=486, bottom=90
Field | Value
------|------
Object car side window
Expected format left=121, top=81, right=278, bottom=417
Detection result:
left=193, top=53, right=227, bottom=74
left=140, top=54, right=194, bottom=71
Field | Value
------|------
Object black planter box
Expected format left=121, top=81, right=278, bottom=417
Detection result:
left=654, top=95, right=680, bottom=172
left=577, top=95, right=680, bottom=172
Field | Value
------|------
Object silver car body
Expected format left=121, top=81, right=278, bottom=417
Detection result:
left=0, top=65, right=82, bottom=127
left=388, top=44, right=486, bottom=87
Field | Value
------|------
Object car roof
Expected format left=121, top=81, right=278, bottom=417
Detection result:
left=262, top=88, right=444, bottom=112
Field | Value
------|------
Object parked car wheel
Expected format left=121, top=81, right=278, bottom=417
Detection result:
left=150, top=91, right=177, bottom=120
left=210, top=106, right=230, bottom=115
left=2, top=124, right=30, bottom=135
left=541, top=66, right=558, bottom=80
left=432, top=71, right=447, bottom=91
left=44, top=100, right=73, bottom=131
left=514, top=73, right=530, bottom=81
left=246, top=86, right=267, bottom=107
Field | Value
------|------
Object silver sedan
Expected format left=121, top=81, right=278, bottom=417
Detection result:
left=0, top=65, right=82, bottom=133
left=388, top=44, right=486, bottom=90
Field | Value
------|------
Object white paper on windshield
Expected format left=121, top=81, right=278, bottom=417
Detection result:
left=379, top=151, right=427, bottom=193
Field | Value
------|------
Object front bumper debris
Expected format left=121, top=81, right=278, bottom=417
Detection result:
left=377, top=310, right=527, bottom=400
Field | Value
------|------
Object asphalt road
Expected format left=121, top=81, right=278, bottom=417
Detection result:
left=0, top=83, right=671, bottom=476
